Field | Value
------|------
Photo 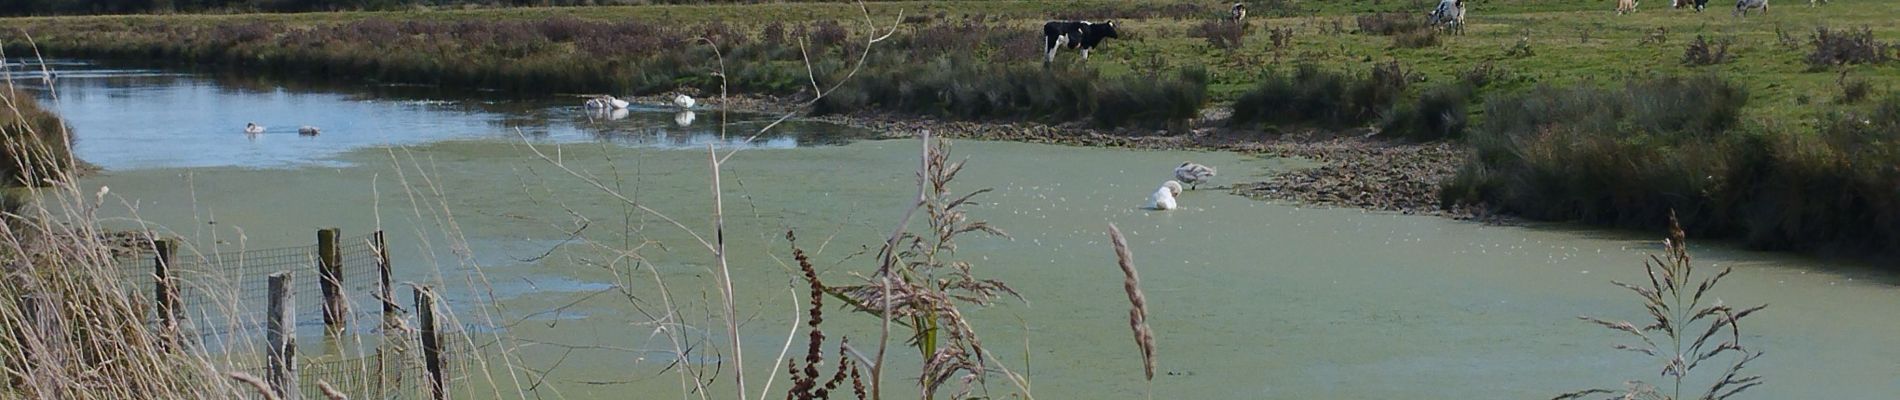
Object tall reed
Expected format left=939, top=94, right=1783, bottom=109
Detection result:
left=1556, top=212, right=1765, bottom=400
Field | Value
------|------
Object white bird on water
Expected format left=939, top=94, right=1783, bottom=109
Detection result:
left=673, top=93, right=696, bottom=109
left=1145, top=180, right=1184, bottom=210
left=1174, top=162, right=1217, bottom=190
left=244, top=123, right=265, bottom=135
left=298, top=126, right=321, bottom=136
left=585, top=95, right=630, bottom=110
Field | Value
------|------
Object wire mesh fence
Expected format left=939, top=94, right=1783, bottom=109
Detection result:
left=235, top=329, right=488, bottom=400
left=106, top=230, right=483, bottom=398
left=112, top=231, right=390, bottom=338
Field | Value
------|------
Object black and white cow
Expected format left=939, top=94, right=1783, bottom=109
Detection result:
left=1042, top=20, right=1120, bottom=64
left=1229, top=3, right=1247, bottom=22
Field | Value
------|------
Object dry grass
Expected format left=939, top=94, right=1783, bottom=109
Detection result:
left=1105, top=223, right=1155, bottom=383
left=1556, top=212, right=1767, bottom=400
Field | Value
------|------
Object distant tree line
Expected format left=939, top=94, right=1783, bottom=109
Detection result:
left=0, top=0, right=883, bottom=16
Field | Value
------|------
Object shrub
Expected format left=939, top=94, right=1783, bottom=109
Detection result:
left=1189, top=20, right=1248, bottom=50
left=814, top=59, right=1208, bottom=129
left=1355, top=12, right=1424, bottom=36
left=1460, top=61, right=1509, bottom=88
left=1838, top=72, right=1873, bottom=104
left=1267, top=26, right=1295, bottom=50
left=1449, top=76, right=1748, bottom=228
left=1231, top=61, right=1411, bottom=129
left=1379, top=83, right=1470, bottom=142
left=1806, top=26, right=1893, bottom=70
left=1682, top=35, right=1732, bottom=66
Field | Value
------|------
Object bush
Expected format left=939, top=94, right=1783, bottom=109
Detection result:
left=1380, top=83, right=1470, bottom=142
left=1189, top=20, right=1248, bottom=50
left=815, top=60, right=1208, bottom=129
left=1838, top=72, right=1873, bottom=104
left=1682, top=35, right=1732, bottom=66
left=1231, top=61, right=1411, bottom=129
left=1806, top=26, right=1893, bottom=70
left=1356, top=13, right=1425, bottom=36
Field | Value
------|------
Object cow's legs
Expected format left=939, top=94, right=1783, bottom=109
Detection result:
left=1044, top=35, right=1060, bottom=64
left=1081, top=48, right=1091, bottom=60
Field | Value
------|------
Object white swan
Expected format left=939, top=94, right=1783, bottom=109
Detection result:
left=674, top=110, right=697, bottom=127
left=585, top=95, right=630, bottom=110
left=1145, top=180, right=1184, bottom=210
left=244, top=123, right=265, bottom=135
left=298, top=126, right=321, bottom=136
left=1174, top=162, right=1217, bottom=190
left=673, top=94, right=696, bottom=109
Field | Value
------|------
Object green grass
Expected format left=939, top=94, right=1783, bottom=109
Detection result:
left=4, top=1, right=1895, bottom=118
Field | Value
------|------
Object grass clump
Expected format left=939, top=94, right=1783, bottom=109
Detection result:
left=1393, top=28, right=1440, bottom=49
left=1682, top=35, right=1733, bottom=66
left=1231, top=61, right=1411, bottom=130
left=1, top=88, right=75, bottom=188
left=1355, top=12, right=1425, bottom=36
left=1189, top=19, right=1248, bottom=50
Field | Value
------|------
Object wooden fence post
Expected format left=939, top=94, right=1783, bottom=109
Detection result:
left=152, top=238, right=180, bottom=348
left=416, top=285, right=445, bottom=400
left=317, top=228, right=346, bottom=330
left=266, top=271, right=300, bottom=400
left=375, top=230, right=396, bottom=330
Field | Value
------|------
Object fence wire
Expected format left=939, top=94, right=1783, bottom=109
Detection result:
left=111, top=232, right=488, bottom=399
left=113, top=232, right=389, bottom=337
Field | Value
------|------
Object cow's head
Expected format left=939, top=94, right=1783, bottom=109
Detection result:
left=1092, top=21, right=1120, bottom=38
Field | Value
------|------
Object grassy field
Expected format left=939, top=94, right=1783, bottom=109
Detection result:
left=3, top=0, right=1896, bottom=121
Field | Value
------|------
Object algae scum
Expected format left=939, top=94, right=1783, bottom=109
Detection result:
left=38, top=62, right=1900, bottom=399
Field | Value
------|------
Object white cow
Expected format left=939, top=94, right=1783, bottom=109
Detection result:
left=1429, top=0, right=1466, bottom=34
left=1734, top=0, right=1768, bottom=16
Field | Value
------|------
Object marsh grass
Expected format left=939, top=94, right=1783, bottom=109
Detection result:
left=1555, top=212, right=1766, bottom=400
left=1231, top=61, right=1411, bottom=130
left=1447, top=76, right=1900, bottom=257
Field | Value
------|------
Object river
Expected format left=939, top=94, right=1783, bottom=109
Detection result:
left=14, top=61, right=1899, bottom=399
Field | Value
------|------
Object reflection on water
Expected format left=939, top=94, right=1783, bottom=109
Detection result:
left=13, top=60, right=875, bottom=170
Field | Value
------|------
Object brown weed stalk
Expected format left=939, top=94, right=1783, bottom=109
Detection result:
left=1106, top=223, right=1156, bottom=382
left=1556, top=212, right=1766, bottom=400
left=826, top=137, right=1027, bottom=399
left=785, top=231, right=865, bottom=400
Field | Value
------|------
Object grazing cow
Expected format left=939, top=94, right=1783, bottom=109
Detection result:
left=1673, top=0, right=1711, bottom=11
left=1809, top=0, right=1824, bottom=6
left=1428, top=0, right=1466, bottom=34
left=1229, top=3, right=1247, bottom=22
left=1042, top=20, right=1120, bottom=64
left=1734, top=0, right=1767, bottom=16
left=1617, top=0, right=1639, bottom=14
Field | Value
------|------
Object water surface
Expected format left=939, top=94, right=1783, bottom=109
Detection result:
left=35, top=61, right=1900, bottom=399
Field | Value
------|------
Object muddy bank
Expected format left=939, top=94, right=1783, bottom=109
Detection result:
left=816, top=112, right=1479, bottom=219
left=645, top=94, right=1475, bottom=219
